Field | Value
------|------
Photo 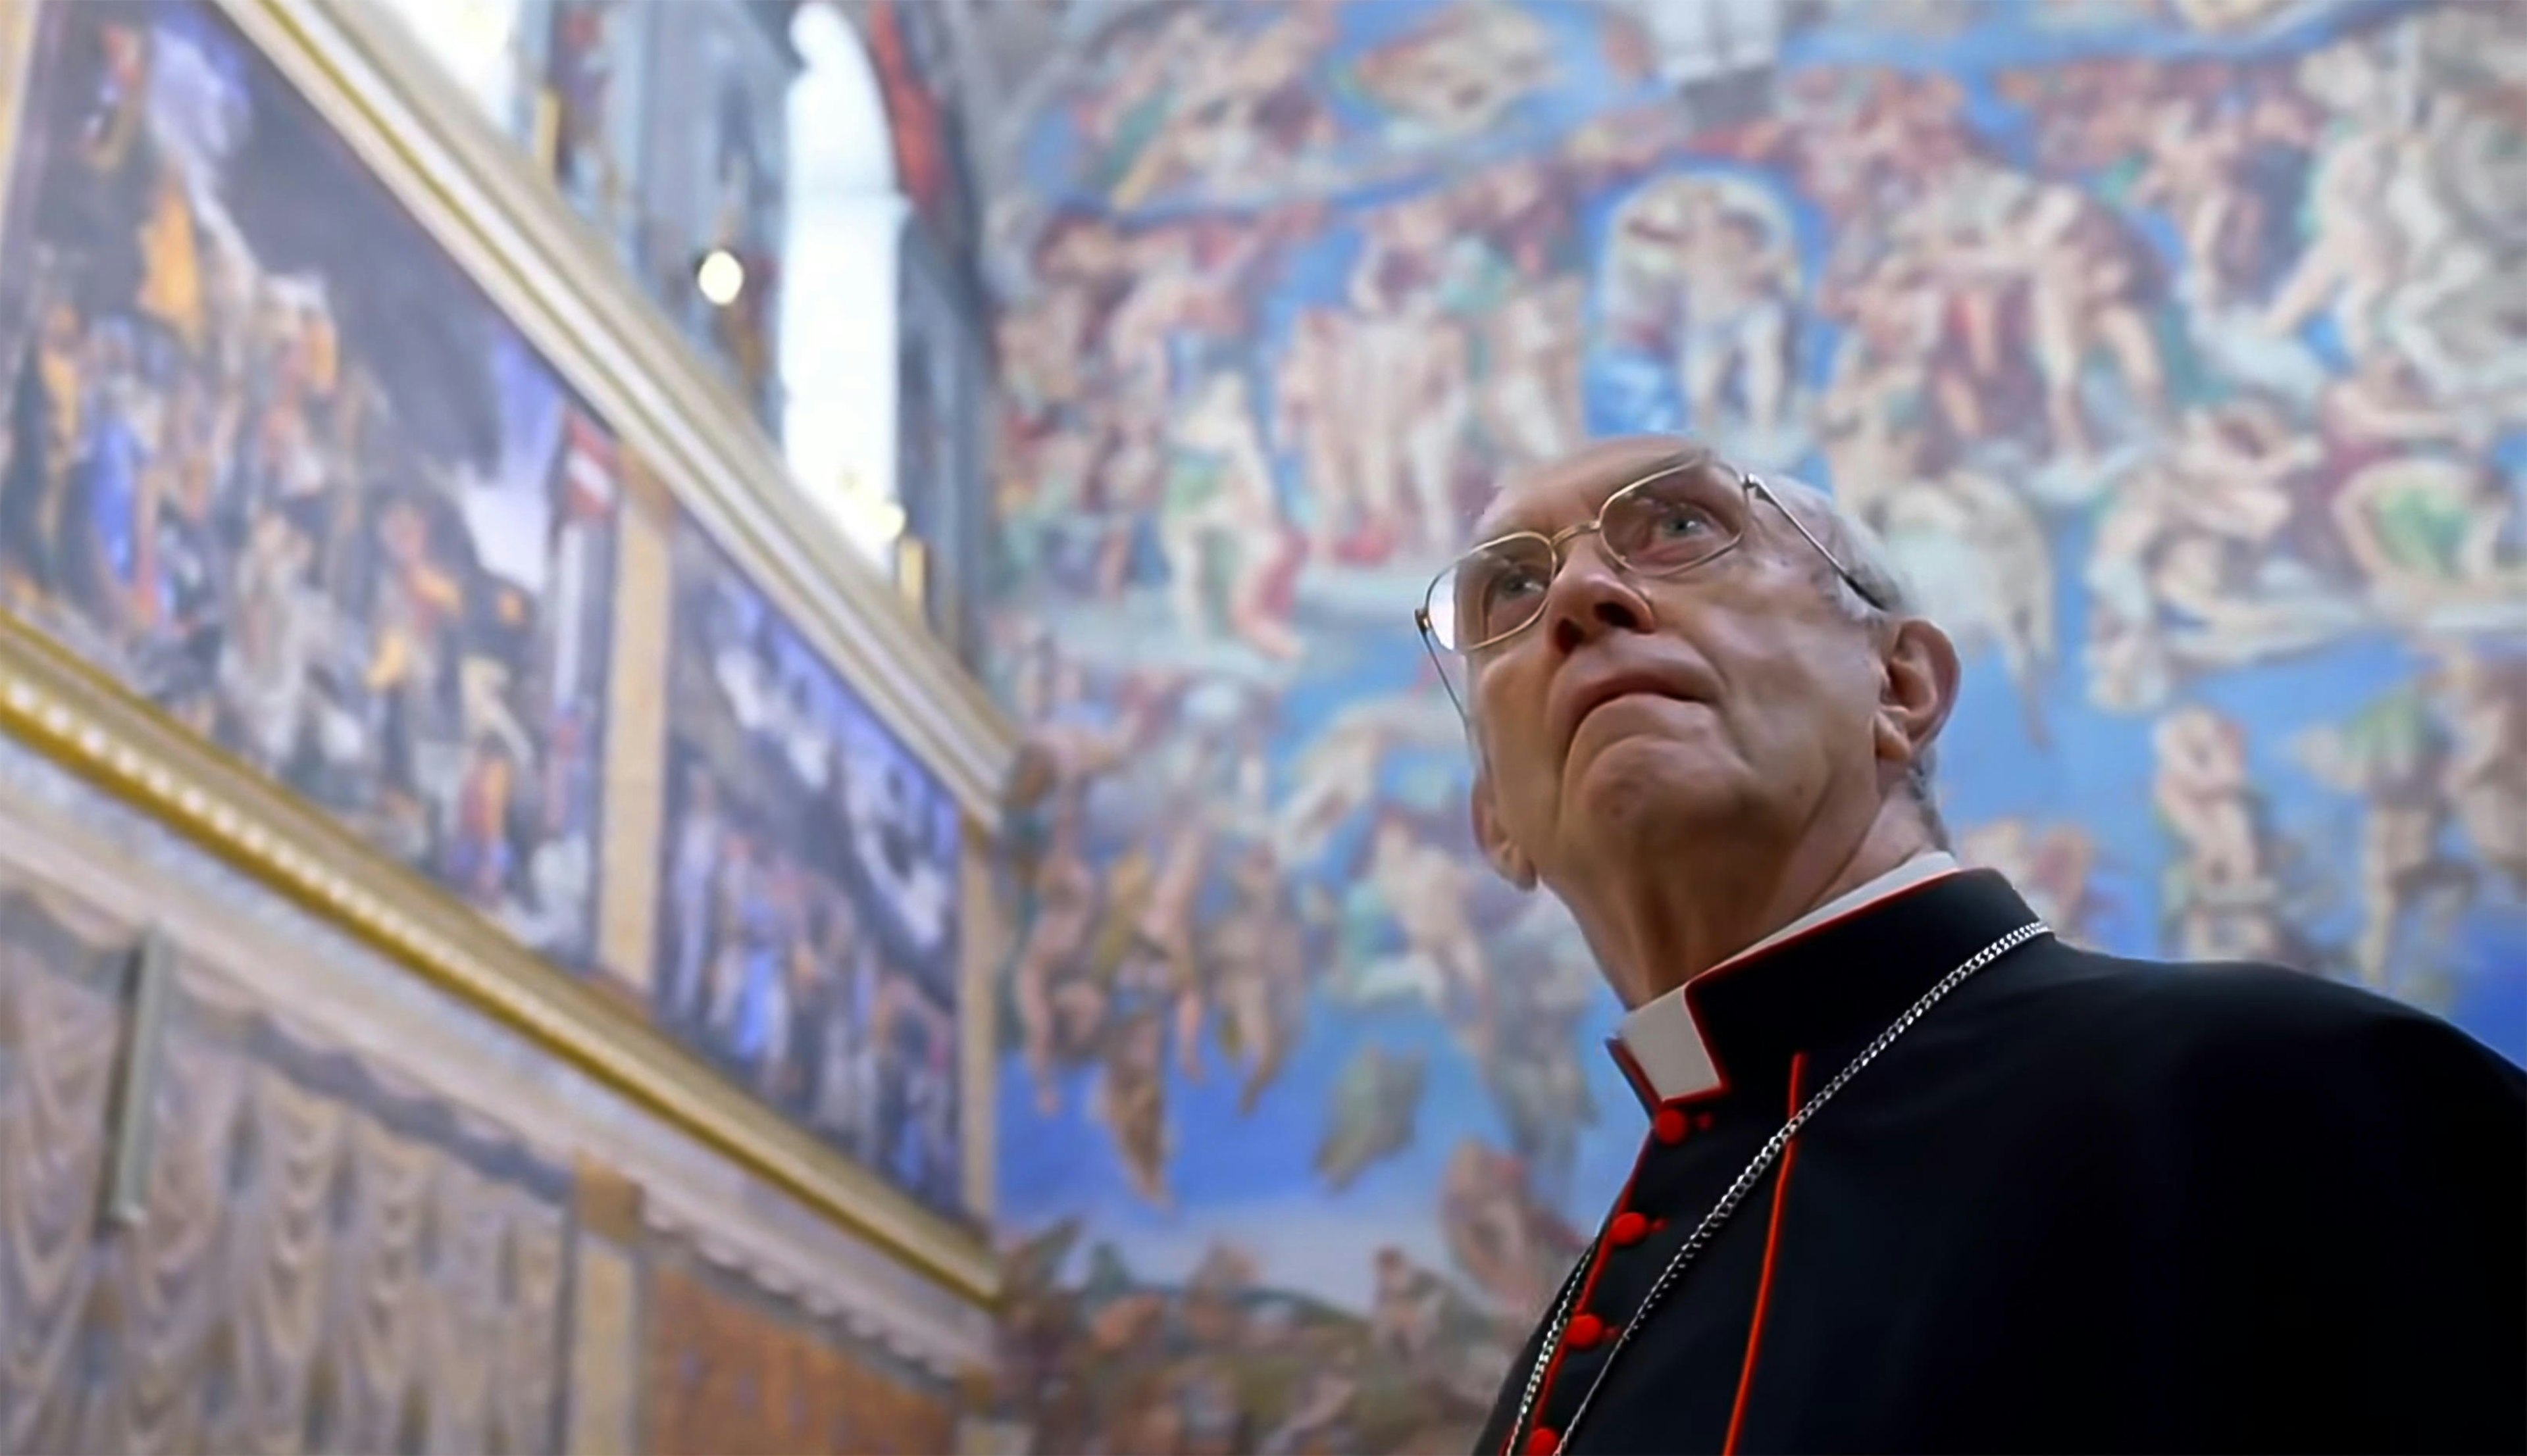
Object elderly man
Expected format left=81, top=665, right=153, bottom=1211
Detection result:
left=1416, top=438, right=2524, bottom=1456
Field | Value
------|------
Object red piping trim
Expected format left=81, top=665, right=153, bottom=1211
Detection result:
left=1722, top=1051, right=1808, bottom=1456
left=1625, top=870, right=1962, bottom=1111
left=1511, top=1124, right=1662, bottom=1456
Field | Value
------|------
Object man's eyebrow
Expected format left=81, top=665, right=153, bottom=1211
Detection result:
left=1474, top=450, right=1713, bottom=540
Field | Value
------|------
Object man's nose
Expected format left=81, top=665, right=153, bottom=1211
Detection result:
left=1543, top=536, right=1655, bottom=655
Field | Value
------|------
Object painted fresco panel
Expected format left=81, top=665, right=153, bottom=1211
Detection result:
left=981, top=0, right=2527, bottom=1448
left=0, top=0, right=622, bottom=965
left=657, top=516, right=967, bottom=1218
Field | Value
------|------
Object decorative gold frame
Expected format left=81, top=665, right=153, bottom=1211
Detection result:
left=0, top=0, right=1010, bottom=1304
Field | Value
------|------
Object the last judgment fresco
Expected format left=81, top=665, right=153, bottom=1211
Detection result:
left=977, top=0, right=2527, bottom=1450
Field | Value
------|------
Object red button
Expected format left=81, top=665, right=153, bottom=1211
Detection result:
left=1566, top=1312, right=1607, bottom=1349
left=1697, top=1112, right=1717, bottom=1131
left=1526, top=1428, right=1560, bottom=1456
left=1653, top=1108, right=1689, bottom=1143
left=1610, top=1211, right=1650, bottom=1246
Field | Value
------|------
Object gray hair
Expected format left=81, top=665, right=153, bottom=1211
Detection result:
left=1766, top=478, right=1951, bottom=849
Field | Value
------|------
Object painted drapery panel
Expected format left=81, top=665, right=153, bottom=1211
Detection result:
left=0, top=0, right=623, bottom=966
left=981, top=1, right=2527, bottom=1449
left=640, top=1251, right=957, bottom=1456
left=0, top=886, right=570, bottom=1455
left=657, top=518, right=968, bottom=1218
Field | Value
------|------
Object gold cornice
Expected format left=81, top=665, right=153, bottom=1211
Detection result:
left=218, top=0, right=1019, bottom=824
left=0, top=609, right=998, bottom=1305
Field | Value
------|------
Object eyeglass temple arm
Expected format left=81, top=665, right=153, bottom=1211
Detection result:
left=1748, top=475, right=1891, bottom=613
left=1414, top=608, right=1471, bottom=722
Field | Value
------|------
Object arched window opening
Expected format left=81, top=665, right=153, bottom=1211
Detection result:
left=782, top=0, right=907, bottom=568
left=371, top=0, right=534, bottom=138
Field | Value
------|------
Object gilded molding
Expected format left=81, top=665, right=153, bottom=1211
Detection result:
left=222, top=0, right=1019, bottom=822
left=0, top=609, right=999, bottom=1304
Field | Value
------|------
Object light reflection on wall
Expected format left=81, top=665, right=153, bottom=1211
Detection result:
left=368, top=0, right=533, bottom=135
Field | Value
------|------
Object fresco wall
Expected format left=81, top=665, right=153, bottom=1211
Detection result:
left=0, top=0, right=977, bottom=1225
left=979, top=0, right=2527, bottom=1449
left=0, top=763, right=977, bottom=1455
left=0, top=0, right=622, bottom=966
left=659, top=516, right=969, bottom=1220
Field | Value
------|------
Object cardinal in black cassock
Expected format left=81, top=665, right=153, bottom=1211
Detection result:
left=1430, top=438, right=2525, bottom=1456
left=1468, top=859, right=2525, bottom=1456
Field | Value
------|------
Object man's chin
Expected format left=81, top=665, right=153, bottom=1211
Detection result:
left=1563, top=736, right=1747, bottom=845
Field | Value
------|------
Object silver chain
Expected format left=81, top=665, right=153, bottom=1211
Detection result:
left=1506, top=920, right=2052, bottom=1456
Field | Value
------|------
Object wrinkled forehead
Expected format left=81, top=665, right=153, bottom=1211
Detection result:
left=1469, top=438, right=1721, bottom=542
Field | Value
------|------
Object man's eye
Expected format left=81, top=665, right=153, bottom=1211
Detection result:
left=1491, top=567, right=1545, bottom=600
left=1652, top=507, right=1712, bottom=538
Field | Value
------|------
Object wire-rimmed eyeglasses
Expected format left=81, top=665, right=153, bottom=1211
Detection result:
left=1412, top=452, right=1887, bottom=722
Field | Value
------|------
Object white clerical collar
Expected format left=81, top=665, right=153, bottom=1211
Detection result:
left=1616, top=852, right=1962, bottom=1103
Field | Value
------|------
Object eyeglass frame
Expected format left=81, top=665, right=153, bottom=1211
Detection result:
left=1412, top=453, right=1889, bottom=722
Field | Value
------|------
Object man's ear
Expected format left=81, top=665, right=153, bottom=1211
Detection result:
left=1877, top=618, right=1961, bottom=772
left=1470, top=774, right=1536, bottom=890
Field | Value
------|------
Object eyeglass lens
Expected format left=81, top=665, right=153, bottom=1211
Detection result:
left=1425, top=464, right=1748, bottom=652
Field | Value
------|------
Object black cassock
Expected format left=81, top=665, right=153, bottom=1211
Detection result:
left=1474, top=870, right=2525, bottom=1456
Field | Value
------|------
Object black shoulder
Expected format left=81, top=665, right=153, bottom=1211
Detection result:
left=2003, top=941, right=2522, bottom=1113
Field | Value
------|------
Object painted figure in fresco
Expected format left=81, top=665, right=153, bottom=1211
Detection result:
left=1315, top=1042, right=1428, bottom=1192
left=1256, top=1370, right=1362, bottom=1456
left=2128, top=73, right=2313, bottom=314
left=1343, top=191, right=1479, bottom=563
left=1991, top=175, right=2172, bottom=460
left=1479, top=909, right=1600, bottom=1208
left=2260, top=36, right=2418, bottom=364
left=1102, top=4, right=1339, bottom=211
left=1371, top=1244, right=1521, bottom=1427
left=1200, top=842, right=1310, bottom=1114
left=2151, top=703, right=2299, bottom=964
left=1363, top=811, right=1497, bottom=1061
left=664, top=762, right=723, bottom=1029
left=1004, top=700, right=1152, bottom=1116
left=2431, top=645, right=2527, bottom=899
left=1124, top=801, right=1216, bottom=1084
left=2295, top=682, right=2472, bottom=1002
left=1958, top=818, right=2103, bottom=947
left=1271, top=691, right=1464, bottom=870
left=1, top=303, right=88, bottom=611
left=1158, top=370, right=1303, bottom=660
left=1094, top=1005, right=1173, bottom=1209
left=1102, top=227, right=1231, bottom=416
left=1602, top=175, right=1799, bottom=451
left=1353, top=3, right=1557, bottom=141
left=1466, top=161, right=1588, bottom=470
left=2086, top=395, right=2378, bottom=711
left=1439, top=1138, right=1584, bottom=1332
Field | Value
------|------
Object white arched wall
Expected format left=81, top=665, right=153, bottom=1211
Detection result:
left=783, top=0, right=908, bottom=567
left=372, top=0, right=531, bottom=128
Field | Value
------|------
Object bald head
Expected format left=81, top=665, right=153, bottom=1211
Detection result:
left=1456, top=434, right=1961, bottom=1005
